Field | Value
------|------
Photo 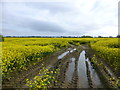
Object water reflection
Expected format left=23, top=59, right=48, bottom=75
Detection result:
left=78, top=50, right=89, bottom=88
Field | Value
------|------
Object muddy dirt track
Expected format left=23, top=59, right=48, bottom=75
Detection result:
left=50, top=45, right=103, bottom=88
left=3, top=45, right=116, bottom=88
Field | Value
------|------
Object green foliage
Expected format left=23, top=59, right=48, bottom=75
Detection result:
left=26, top=65, right=60, bottom=88
left=2, top=37, right=119, bottom=88
left=0, top=35, right=4, bottom=42
left=2, top=38, right=81, bottom=80
left=90, top=38, right=120, bottom=75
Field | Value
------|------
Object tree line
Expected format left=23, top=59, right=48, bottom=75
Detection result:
left=0, top=35, right=119, bottom=42
left=0, top=35, right=4, bottom=42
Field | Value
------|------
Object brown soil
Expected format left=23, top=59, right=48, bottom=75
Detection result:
left=2, top=44, right=118, bottom=89
left=2, top=47, right=68, bottom=88
left=81, top=44, right=119, bottom=88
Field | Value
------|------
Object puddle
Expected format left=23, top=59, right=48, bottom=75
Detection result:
left=58, top=51, right=69, bottom=59
left=70, top=48, right=76, bottom=53
left=86, top=58, right=103, bottom=88
left=65, top=58, right=75, bottom=82
left=70, top=58, right=75, bottom=62
left=68, top=48, right=72, bottom=50
left=52, top=49, right=104, bottom=88
left=77, top=50, right=103, bottom=88
left=58, top=48, right=76, bottom=60
left=55, top=49, right=104, bottom=88
left=78, top=50, right=89, bottom=88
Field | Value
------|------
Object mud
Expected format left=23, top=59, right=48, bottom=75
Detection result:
left=2, top=47, right=68, bottom=88
left=54, top=48, right=104, bottom=88
left=3, top=44, right=117, bottom=89
left=81, top=44, right=119, bottom=88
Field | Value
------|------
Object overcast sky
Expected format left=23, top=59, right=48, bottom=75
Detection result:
left=1, top=0, right=119, bottom=36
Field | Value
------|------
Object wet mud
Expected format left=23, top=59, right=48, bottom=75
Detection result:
left=3, top=44, right=117, bottom=88
left=53, top=48, right=103, bottom=88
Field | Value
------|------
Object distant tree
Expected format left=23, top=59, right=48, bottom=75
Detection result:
left=81, top=35, right=93, bottom=38
left=117, top=35, right=120, bottom=38
left=0, top=35, right=4, bottom=42
left=98, top=36, right=103, bottom=38
left=109, top=36, right=113, bottom=38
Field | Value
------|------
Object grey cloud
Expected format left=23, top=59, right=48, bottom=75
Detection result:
left=25, top=2, right=70, bottom=13
left=3, top=13, right=66, bottom=33
left=25, top=19, right=66, bottom=33
left=2, top=1, right=118, bottom=36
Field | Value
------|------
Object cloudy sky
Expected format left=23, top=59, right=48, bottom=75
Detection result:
left=1, top=0, right=119, bottom=36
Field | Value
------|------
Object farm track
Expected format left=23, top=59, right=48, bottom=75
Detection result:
left=2, top=47, right=68, bottom=88
left=45, top=45, right=104, bottom=88
left=81, top=45, right=119, bottom=88
left=54, top=46, right=81, bottom=88
left=3, top=44, right=118, bottom=88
